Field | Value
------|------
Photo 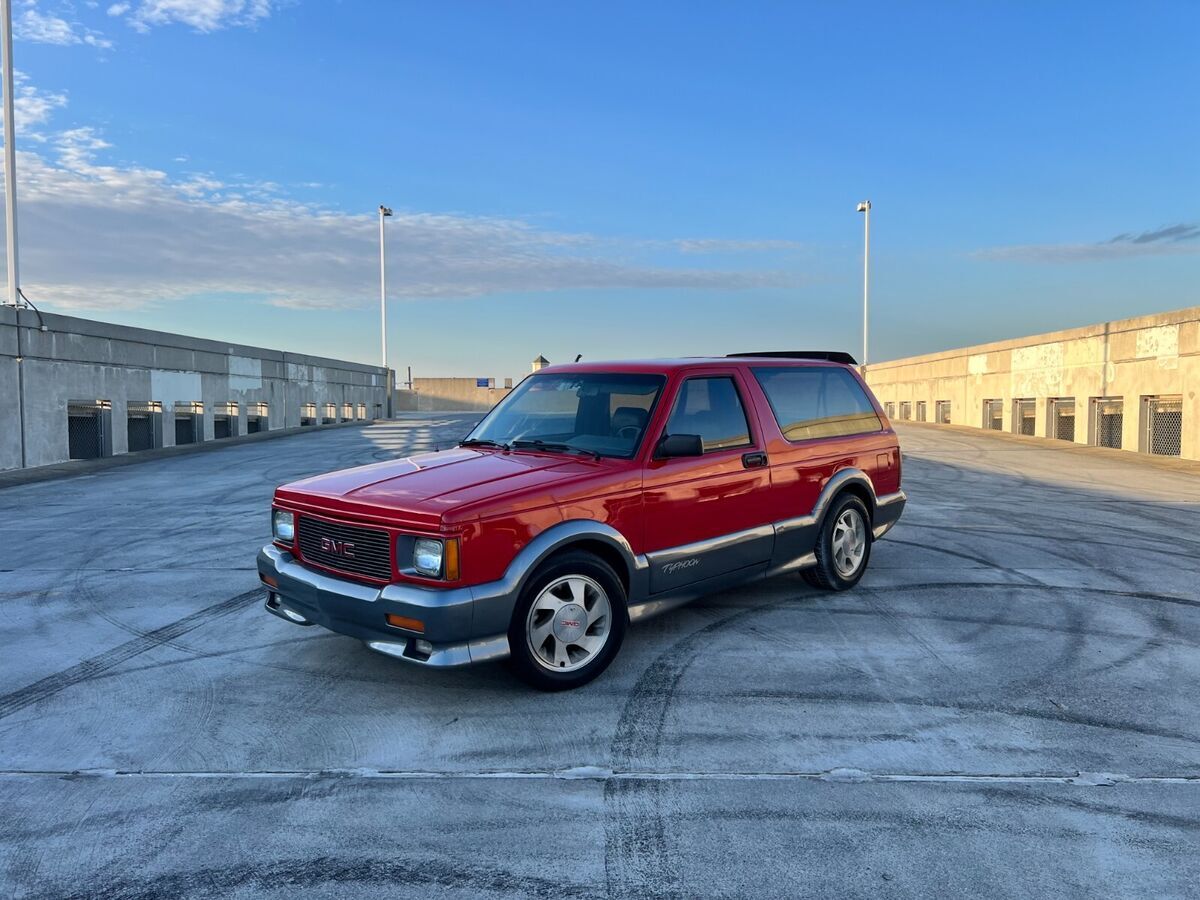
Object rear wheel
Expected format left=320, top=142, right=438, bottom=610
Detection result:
left=802, top=494, right=872, bottom=591
left=507, top=550, right=627, bottom=691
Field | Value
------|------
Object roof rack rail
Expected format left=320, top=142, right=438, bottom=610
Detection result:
left=727, top=351, right=859, bottom=366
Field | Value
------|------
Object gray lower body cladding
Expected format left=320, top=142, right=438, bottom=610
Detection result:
left=257, top=489, right=907, bottom=668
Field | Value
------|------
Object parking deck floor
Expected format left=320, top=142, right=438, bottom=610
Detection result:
left=1, top=416, right=1198, bottom=898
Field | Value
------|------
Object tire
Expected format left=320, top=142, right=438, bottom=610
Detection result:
left=507, top=550, right=628, bottom=691
left=802, top=493, right=872, bottom=591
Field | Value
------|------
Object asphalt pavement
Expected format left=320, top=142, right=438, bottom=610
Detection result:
left=1, top=416, right=1198, bottom=898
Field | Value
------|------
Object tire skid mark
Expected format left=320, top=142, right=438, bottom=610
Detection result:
left=604, top=596, right=793, bottom=899
left=714, top=688, right=1199, bottom=745
left=974, top=785, right=1200, bottom=832
left=0, top=588, right=263, bottom=722
left=22, top=854, right=597, bottom=900
left=882, top=538, right=1047, bottom=586
left=602, top=575, right=1199, bottom=896
left=852, top=581, right=1200, bottom=611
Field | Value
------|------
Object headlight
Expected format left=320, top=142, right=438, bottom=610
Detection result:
left=413, top=538, right=444, bottom=577
left=272, top=509, right=295, bottom=542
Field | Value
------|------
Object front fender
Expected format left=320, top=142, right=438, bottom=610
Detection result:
left=468, top=520, right=646, bottom=638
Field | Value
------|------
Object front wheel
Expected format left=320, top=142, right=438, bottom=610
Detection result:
left=507, top=550, right=628, bottom=691
left=802, top=494, right=872, bottom=591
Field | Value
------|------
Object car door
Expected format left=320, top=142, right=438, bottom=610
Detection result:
left=641, top=368, right=774, bottom=593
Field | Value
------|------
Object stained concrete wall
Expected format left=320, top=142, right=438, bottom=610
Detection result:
left=866, top=305, right=1199, bottom=461
left=397, top=377, right=515, bottom=412
left=2, top=306, right=391, bottom=471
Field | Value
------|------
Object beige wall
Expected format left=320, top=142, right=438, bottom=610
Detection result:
left=865, top=306, right=1199, bottom=461
left=396, top=377, right=515, bottom=412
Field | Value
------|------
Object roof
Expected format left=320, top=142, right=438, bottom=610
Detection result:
left=535, top=355, right=855, bottom=376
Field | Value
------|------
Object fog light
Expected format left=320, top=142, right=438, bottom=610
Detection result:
left=414, top=639, right=434, bottom=656
left=386, top=614, right=425, bottom=633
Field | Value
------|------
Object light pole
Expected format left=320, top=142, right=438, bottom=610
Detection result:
left=378, top=205, right=392, bottom=370
left=1, top=0, right=20, bottom=307
left=856, top=200, right=871, bottom=369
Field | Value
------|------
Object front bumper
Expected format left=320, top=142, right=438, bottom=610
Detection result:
left=257, top=545, right=511, bottom=667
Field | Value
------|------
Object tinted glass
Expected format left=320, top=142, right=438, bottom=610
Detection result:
left=469, top=372, right=665, bottom=458
left=664, top=377, right=752, bottom=452
left=753, top=367, right=882, bottom=441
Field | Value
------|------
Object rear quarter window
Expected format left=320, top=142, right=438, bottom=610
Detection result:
left=752, top=367, right=882, bottom=441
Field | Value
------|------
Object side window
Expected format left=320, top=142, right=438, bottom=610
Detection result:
left=753, top=367, right=882, bottom=441
left=665, top=376, right=752, bottom=452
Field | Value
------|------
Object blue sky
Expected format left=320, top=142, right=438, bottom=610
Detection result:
left=5, top=0, right=1198, bottom=377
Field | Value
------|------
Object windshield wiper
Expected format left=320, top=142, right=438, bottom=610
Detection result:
left=511, top=439, right=601, bottom=461
left=459, top=438, right=510, bottom=451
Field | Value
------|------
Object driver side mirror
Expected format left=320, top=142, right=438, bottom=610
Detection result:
left=655, top=433, right=704, bottom=459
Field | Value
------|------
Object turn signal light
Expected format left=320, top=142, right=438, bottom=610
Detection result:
left=260, top=574, right=278, bottom=588
left=386, top=614, right=425, bottom=633
left=444, top=538, right=460, bottom=581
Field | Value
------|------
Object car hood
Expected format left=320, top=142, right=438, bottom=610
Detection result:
left=274, top=447, right=592, bottom=528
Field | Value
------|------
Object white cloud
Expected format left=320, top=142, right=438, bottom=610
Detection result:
left=15, top=8, right=81, bottom=44
left=14, top=6, right=113, bottom=49
left=673, top=238, right=806, bottom=254
left=7, top=72, right=68, bottom=135
left=1, top=92, right=800, bottom=313
left=977, top=224, right=1200, bottom=263
left=113, top=0, right=274, bottom=32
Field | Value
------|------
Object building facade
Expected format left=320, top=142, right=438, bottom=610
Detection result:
left=866, top=306, right=1198, bottom=461
left=1, top=307, right=391, bottom=471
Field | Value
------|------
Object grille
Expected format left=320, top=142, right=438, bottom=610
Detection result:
left=1049, top=399, right=1075, bottom=441
left=298, top=515, right=393, bottom=581
left=175, top=415, right=198, bottom=445
left=1092, top=398, right=1123, bottom=449
left=1014, top=399, right=1035, bottom=435
left=68, top=401, right=109, bottom=460
left=127, top=414, right=155, bottom=452
left=1145, top=396, right=1182, bottom=457
left=983, top=400, right=1003, bottom=431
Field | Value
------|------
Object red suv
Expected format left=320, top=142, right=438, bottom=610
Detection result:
left=259, top=353, right=905, bottom=690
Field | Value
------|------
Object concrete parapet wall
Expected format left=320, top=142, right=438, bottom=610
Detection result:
left=399, top=377, right=515, bottom=412
left=865, top=305, right=1199, bottom=461
left=2, top=307, right=392, bottom=471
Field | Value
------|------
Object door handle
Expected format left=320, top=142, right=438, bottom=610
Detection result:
left=742, top=451, right=768, bottom=468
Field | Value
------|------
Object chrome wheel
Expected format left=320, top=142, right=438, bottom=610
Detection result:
left=525, top=575, right=612, bottom=673
left=831, top=508, right=867, bottom=577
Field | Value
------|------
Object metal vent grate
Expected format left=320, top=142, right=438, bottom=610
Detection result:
left=127, top=401, right=161, bottom=453
left=935, top=400, right=951, bottom=424
left=297, top=516, right=393, bottom=582
left=983, top=399, right=1003, bottom=431
left=1014, top=399, right=1035, bottom=435
left=1092, top=398, right=1123, bottom=449
left=68, top=401, right=110, bottom=460
left=1049, top=398, right=1075, bottom=441
left=1145, top=396, right=1182, bottom=457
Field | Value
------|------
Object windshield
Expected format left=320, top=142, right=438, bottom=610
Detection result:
left=467, top=372, right=666, bottom=459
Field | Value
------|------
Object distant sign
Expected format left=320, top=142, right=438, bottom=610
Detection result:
left=476, top=378, right=490, bottom=388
